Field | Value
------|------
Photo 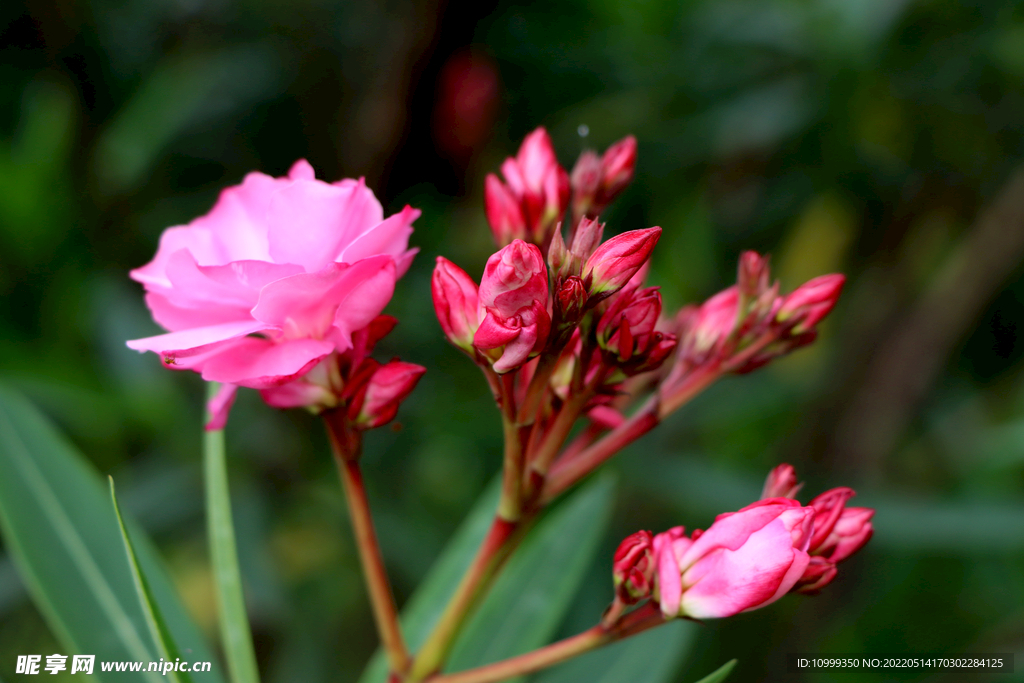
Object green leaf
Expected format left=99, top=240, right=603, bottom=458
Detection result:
left=110, top=478, right=193, bottom=683
left=204, top=386, right=261, bottom=683
left=0, top=385, right=224, bottom=683
left=359, top=474, right=616, bottom=683
left=445, top=474, right=616, bottom=676
left=690, top=659, right=737, bottom=683
left=531, top=620, right=697, bottom=683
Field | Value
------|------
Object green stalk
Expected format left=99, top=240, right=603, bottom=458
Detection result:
left=204, top=383, right=260, bottom=683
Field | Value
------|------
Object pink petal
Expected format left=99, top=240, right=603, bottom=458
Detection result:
left=654, top=530, right=683, bottom=617
left=288, top=159, right=316, bottom=180
left=251, top=256, right=396, bottom=344
left=126, top=319, right=267, bottom=355
left=339, top=205, right=420, bottom=265
left=144, top=291, right=252, bottom=332
left=492, top=323, right=536, bottom=372
left=205, top=383, right=239, bottom=431
left=199, top=337, right=335, bottom=389
left=266, top=177, right=384, bottom=273
left=130, top=226, right=219, bottom=288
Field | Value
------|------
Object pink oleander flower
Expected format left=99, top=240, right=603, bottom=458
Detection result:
left=613, top=530, right=655, bottom=604
left=126, top=160, right=419, bottom=428
left=473, top=240, right=551, bottom=373
left=570, top=135, right=638, bottom=223
left=432, top=257, right=481, bottom=353
left=583, top=227, right=661, bottom=301
left=653, top=498, right=813, bottom=619
left=484, top=127, right=570, bottom=248
left=758, top=464, right=875, bottom=594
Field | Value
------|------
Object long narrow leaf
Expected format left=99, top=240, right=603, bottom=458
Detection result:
left=204, top=384, right=261, bottom=683
left=0, top=385, right=223, bottom=683
left=110, top=478, right=193, bottom=683
left=691, top=659, right=737, bottom=683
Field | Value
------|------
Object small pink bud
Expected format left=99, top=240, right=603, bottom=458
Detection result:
left=351, top=361, right=426, bottom=429
left=570, top=149, right=602, bottom=221
left=777, top=274, right=845, bottom=333
left=432, top=257, right=481, bottom=352
left=571, top=216, right=605, bottom=262
left=599, top=134, right=637, bottom=200
left=474, top=240, right=551, bottom=372
left=477, top=240, right=549, bottom=317
left=678, top=286, right=739, bottom=364
left=548, top=226, right=570, bottom=277
left=820, top=506, right=874, bottom=564
left=583, top=227, right=661, bottom=300
left=485, top=174, right=527, bottom=247
left=807, top=487, right=855, bottom=553
left=597, top=286, right=662, bottom=361
left=556, top=276, right=588, bottom=326
left=737, top=250, right=770, bottom=300
left=793, top=556, right=838, bottom=594
left=613, top=530, right=655, bottom=604
left=762, top=463, right=803, bottom=499
left=489, top=127, right=570, bottom=247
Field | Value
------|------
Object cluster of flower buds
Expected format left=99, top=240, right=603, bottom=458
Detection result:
left=485, top=128, right=569, bottom=248
left=485, top=128, right=640, bottom=250
left=673, top=251, right=845, bottom=375
left=608, top=465, right=873, bottom=621
left=569, top=135, right=637, bottom=227
left=762, top=464, right=875, bottom=593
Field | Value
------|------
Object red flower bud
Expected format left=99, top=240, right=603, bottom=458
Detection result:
left=432, top=257, right=481, bottom=352
left=737, top=250, right=771, bottom=301
left=761, top=463, right=803, bottom=499
left=473, top=240, right=551, bottom=372
left=583, top=227, right=661, bottom=300
left=570, top=150, right=602, bottom=222
left=596, top=286, right=676, bottom=373
left=556, top=276, right=588, bottom=326
left=487, top=127, right=570, bottom=247
left=485, top=174, right=527, bottom=247
left=777, top=274, right=845, bottom=334
left=599, top=134, right=637, bottom=201
left=613, top=530, right=655, bottom=604
left=351, top=361, right=426, bottom=429
left=571, top=216, right=605, bottom=263
left=793, top=556, right=838, bottom=594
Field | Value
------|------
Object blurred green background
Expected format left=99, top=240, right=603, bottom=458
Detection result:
left=2, top=0, right=1024, bottom=681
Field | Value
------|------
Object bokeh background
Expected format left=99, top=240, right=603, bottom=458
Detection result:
left=2, top=0, right=1024, bottom=681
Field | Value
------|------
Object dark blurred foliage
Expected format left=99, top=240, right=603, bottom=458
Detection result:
left=2, top=0, right=1024, bottom=681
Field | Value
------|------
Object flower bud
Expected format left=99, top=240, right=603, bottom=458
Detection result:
left=653, top=498, right=813, bottom=619
left=599, top=134, right=637, bottom=201
left=807, top=487, right=855, bottom=553
left=761, top=463, right=803, bottom=499
left=678, top=287, right=739, bottom=364
left=583, top=227, right=661, bottom=300
left=819, top=506, right=874, bottom=564
left=484, top=174, right=527, bottom=246
left=597, top=286, right=661, bottom=361
left=613, top=530, right=655, bottom=604
left=548, top=225, right=570, bottom=278
left=350, top=361, right=426, bottom=430
left=570, top=150, right=602, bottom=222
left=432, top=257, right=481, bottom=352
left=571, top=216, right=605, bottom=263
left=556, top=276, right=588, bottom=326
left=487, top=127, right=570, bottom=247
left=792, top=556, right=838, bottom=594
left=737, top=250, right=770, bottom=301
left=777, top=274, right=845, bottom=334
left=473, top=240, right=551, bottom=373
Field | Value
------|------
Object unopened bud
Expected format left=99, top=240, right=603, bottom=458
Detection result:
left=556, top=276, right=588, bottom=326
left=761, top=463, right=803, bottom=500
left=570, top=150, right=602, bottom=222
left=777, top=274, right=845, bottom=334
left=485, top=174, right=527, bottom=247
left=613, top=530, right=655, bottom=604
left=583, top=227, right=661, bottom=301
left=351, top=361, right=426, bottom=429
left=571, top=216, right=605, bottom=263
left=599, top=134, right=637, bottom=200
left=432, top=257, right=481, bottom=352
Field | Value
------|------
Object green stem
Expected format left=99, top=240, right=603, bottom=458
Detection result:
left=324, top=413, right=410, bottom=676
left=203, top=384, right=261, bottom=683
left=427, top=603, right=665, bottom=683
left=408, top=516, right=521, bottom=681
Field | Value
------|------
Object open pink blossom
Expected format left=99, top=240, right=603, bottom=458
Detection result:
left=126, top=160, right=419, bottom=427
left=653, top=498, right=813, bottom=619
